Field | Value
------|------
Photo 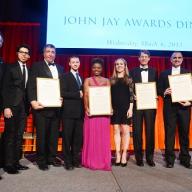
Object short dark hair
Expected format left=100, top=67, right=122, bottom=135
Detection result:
left=171, top=51, right=183, bottom=58
left=69, top=55, right=80, bottom=62
left=43, top=44, right=56, bottom=52
left=16, top=44, right=31, bottom=55
left=91, top=58, right=104, bottom=67
left=139, top=50, right=150, bottom=57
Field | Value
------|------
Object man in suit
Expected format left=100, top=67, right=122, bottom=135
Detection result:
left=2, top=44, right=31, bottom=174
left=28, top=44, right=63, bottom=170
left=158, top=51, right=192, bottom=168
left=130, top=50, right=158, bottom=167
left=0, top=31, right=4, bottom=179
left=61, top=56, right=84, bottom=170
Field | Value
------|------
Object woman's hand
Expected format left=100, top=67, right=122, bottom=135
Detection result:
left=127, top=108, right=133, bottom=118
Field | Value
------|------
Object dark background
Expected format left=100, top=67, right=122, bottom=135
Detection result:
left=0, top=0, right=47, bottom=22
left=0, top=0, right=192, bottom=57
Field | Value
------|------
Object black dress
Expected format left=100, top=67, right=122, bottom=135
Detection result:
left=111, top=77, right=134, bottom=125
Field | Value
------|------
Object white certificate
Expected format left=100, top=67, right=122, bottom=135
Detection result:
left=89, top=86, right=112, bottom=116
left=135, top=82, right=157, bottom=110
left=168, top=73, right=192, bottom=102
left=37, top=78, right=61, bottom=107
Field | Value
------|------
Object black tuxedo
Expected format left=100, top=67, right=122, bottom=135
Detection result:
left=158, top=68, right=191, bottom=165
left=2, top=62, right=30, bottom=167
left=130, top=67, right=158, bottom=162
left=0, top=58, right=5, bottom=168
left=27, top=61, right=63, bottom=165
left=61, top=72, right=84, bottom=166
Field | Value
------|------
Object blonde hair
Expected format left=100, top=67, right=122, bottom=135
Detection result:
left=111, top=58, right=132, bottom=85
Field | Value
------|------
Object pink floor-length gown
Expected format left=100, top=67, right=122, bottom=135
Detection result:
left=82, top=77, right=111, bottom=171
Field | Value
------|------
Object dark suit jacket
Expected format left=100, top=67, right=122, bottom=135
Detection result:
left=2, top=61, right=29, bottom=112
left=0, top=58, right=5, bottom=112
left=61, top=72, right=84, bottom=119
left=27, top=61, right=64, bottom=117
left=130, top=67, right=158, bottom=84
left=158, top=67, right=191, bottom=106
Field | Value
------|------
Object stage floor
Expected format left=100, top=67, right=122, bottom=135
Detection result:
left=1, top=151, right=192, bottom=192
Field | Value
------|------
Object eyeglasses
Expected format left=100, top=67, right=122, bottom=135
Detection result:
left=18, top=51, right=30, bottom=55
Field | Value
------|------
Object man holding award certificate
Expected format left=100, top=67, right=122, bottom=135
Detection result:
left=130, top=50, right=158, bottom=167
left=28, top=44, right=63, bottom=170
left=158, top=51, right=192, bottom=169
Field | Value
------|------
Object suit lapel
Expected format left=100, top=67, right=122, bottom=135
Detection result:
left=136, top=68, right=142, bottom=82
left=69, top=72, right=79, bottom=89
left=16, top=61, right=23, bottom=79
left=42, top=61, right=53, bottom=78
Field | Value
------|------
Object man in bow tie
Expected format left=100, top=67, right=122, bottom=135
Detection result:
left=158, top=51, right=192, bottom=169
left=61, top=56, right=84, bottom=170
left=2, top=44, right=31, bottom=174
left=28, top=44, right=64, bottom=170
left=130, top=50, right=158, bottom=167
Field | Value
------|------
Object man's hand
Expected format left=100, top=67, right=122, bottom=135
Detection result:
left=179, top=101, right=191, bottom=107
left=31, top=100, right=44, bottom=110
left=80, top=90, right=83, bottom=98
left=164, top=88, right=172, bottom=96
left=4, top=108, right=13, bottom=118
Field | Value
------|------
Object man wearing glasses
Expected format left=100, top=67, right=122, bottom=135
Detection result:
left=2, top=44, right=31, bottom=174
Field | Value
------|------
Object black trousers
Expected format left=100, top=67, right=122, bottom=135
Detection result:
left=133, top=109, right=156, bottom=161
left=163, top=103, right=191, bottom=164
left=4, top=102, right=27, bottom=166
left=62, top=118, right=83, bottom=165
left=0, top=133, right=4, bottom=168
left=34, top=111, right=60, bottom=165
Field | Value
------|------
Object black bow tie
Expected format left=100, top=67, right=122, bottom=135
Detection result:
left=140, top=68, right=148, bottom=72
left=48, top=63, right=55, bottom=66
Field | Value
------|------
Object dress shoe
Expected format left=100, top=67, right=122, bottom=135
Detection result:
left=73, top=163, right=82, bottom=168
left=15, top=163, right=29, bottom=170
left=64, top=164, right=74, bottom=170
left=114, top=162, right=121, bottom=166
left=180, top=162, right=192, bottom=169
left=4, top=166, right=19, bottom=174
left=121, top=162, right=127, bottom=167
left=136, top=160, right=144, bottom=167
left=38, top=164, right=49, bottom=171
left=48, top=160, right=62, bottom=167
left=147, top=160, right=155, bottom=167
left=166, top=163, right=174, bottom=168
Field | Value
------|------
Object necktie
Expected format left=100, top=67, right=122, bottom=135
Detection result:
left=76, top=72, right=81, bottom=88
left=22, top=64, right=26, bottom=88
left=140, top=68, right=148, bottom=72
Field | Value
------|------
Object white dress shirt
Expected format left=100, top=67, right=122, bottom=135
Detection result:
left=171, top=66, right=181, bottom=75
left=70, top=69, right=82, bottom=85
left=140, top=65, right=149, bottom=83
left=45, top=60, right=59, bottom=79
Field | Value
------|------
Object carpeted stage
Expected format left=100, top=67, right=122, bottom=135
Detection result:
left=0, top=151, right=192, bottom=192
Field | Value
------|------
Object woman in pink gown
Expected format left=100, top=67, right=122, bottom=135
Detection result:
left=82, top=58, right=111, bottom=171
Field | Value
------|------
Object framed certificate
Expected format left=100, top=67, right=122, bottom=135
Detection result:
left=135, top=82, right=157, bottom=110
left=88, top=86, right=112, bottom=116
left=168, top=73, right=192, bottom=102
left=37, top=78, right=61, bottom=107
